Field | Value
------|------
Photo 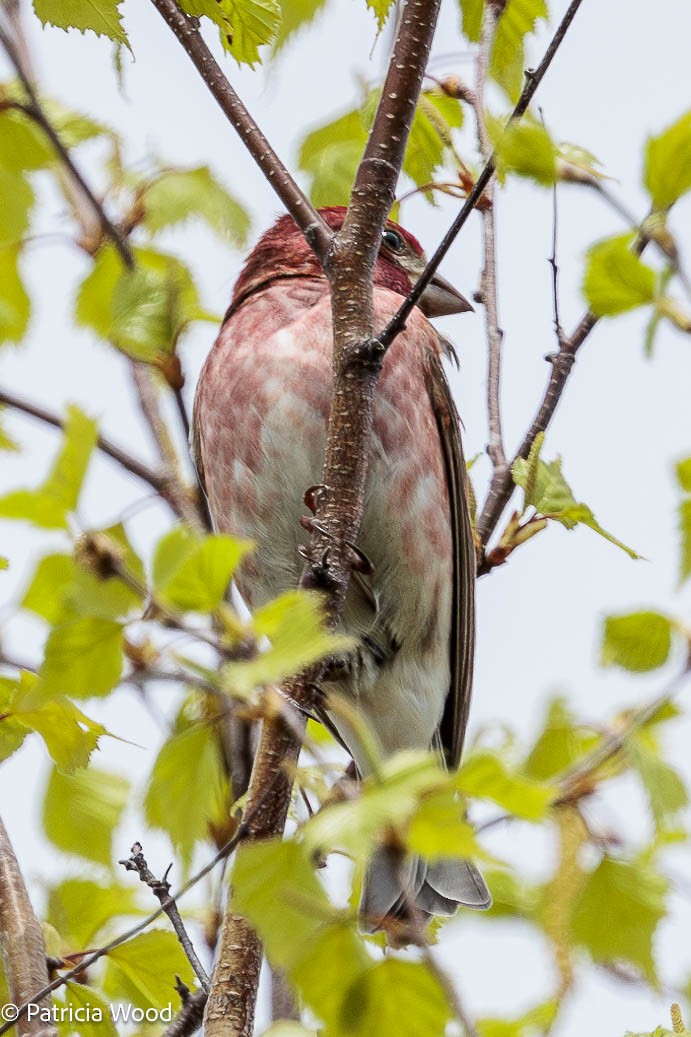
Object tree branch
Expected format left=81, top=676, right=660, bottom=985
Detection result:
left=0, top=817, right=57, bottom=1037
left=0, top=774, right=282, bottom=1037
left=0, top=22, right=133, bottom=270
left=476, top=221, right=652, bottom=548
left=0, top=386, right=176, bottom=499
left=204, top=2, right=443, bottom=1034
left=148, top=0, right=331, bottom=260
left=0, top=14, right=209, bottom=530
left=380, top=0, right=587, bottom=347
left=473, top=1, right=507, bottom=475
left=119, top=843, right=210, bottom=993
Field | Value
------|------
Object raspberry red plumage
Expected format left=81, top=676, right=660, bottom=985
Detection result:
left=192, top=206, right=490, bottom=926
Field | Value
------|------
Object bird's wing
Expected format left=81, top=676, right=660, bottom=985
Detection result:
left=424, top=348, right=476, bottom=770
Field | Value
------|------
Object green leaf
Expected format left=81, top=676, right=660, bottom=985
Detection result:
left=0, top=675, right=31, bottom=762
left=298, top=108, right=367, bottom=207
left=458, top=750, right=557, bottom=820
left=571, top=857, right=667, bottom=982
left=600, top=611, right=673, bottom=673
left=76, top=246, right=203, bottom=360
left=179, top=0, right=280, bottom=66
left=22, top=554, right=74, bottom=623
left=32, top=0, right=129, bottom=47
left=583, top=234, right=656, bottom=316
left=363, top=0, right=396, bottom=30
left=41, top=98, right=110, bottom=149
left=0, top=170, right=34, bottom=245
left=22, top=541, right=141, bottom=624
left=303, top=751, right=447, bottom=859
left=142, top=166, right=250, bottom=245
left=223, top=590, right=352, bottom=697
left=262, top=1026, right=318, bottom=1037
left=274, top=0, right=327, bottom=50
left=490, top=116, right=557, bottom=185
left=110, top=251, right=202, bottom=360
left=61, top=984, right=117, bottom=1037
left=459, top=0, right=484, bottom=42
left=233, top=839, right=367, bottom=1027
left=629, top=739, right=688, bottom=830
left=0, top=109, right=54, bottom=172
left=43, top=766, right=129, bottom=866
left=523, top=697, right=598, bottom=780
left=7, top=675, right=108, bottom=772
left=406, top=789, right=481, bottom=860
left=234, top=840, right=341, bottom=969
left=644, top=111, right=691, bottom=210
left=103, top=930, right=195, bottom=1010
left=0, top=246, right=30, bottom=344
left=491, top=0, right=548, bottom=100
left=677, top=457, right=691, bottom=493
left=342, top=959, right=452, bottom=1037
left=48, top=878, right=142, bottom=947
left=152, top=526, right=251, bottom=612
left=513, top=438, right=639, bottom=558
left=403, top=91, right=463, bottom=190
left=478, top=1000, right=559, bottom=1037
left=144, top=722, right=228, bottom=865
left=40, top=615, right=124, bottom=700
left=0, top=405, right=97, bottom=528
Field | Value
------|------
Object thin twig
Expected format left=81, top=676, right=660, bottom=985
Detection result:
left=477, top=655, right=691, bottom=834
left=380, top=0, right=587, bottom=348
left=549, top=175, right=565, bottom=347
left=148, top=0, right=331, bottom=261
left=129, top=364, right=201, bottom=528
left=0, top=25, right=133, bottom=269
left=473, top=1, right=507, bottom=474
left=0, top=17, right=209, bottom=532
left=476, top=220, right=652, bottom=547
left=421, top=945, right=479, bottom=1037
left=161, top=988, right=207, bottom=1037
left=119, top=843, right=210, bottom=993
left=0, top=770, right=282, bottom=1037
left=0, top=387, right=172, bottom=498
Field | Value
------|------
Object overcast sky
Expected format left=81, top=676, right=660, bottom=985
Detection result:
left=1, top=1, right=691, bottom=1033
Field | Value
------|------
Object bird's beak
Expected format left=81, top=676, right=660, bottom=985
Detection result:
left=419, top=272, right=474, bottom=318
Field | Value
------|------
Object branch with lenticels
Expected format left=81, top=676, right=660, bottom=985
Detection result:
left=197, top=1, right=444, bottom=1031
left=148, top=0, right=332, bottom=262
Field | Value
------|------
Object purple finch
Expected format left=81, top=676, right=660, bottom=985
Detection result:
left=192, top=206, right=490, bottom=926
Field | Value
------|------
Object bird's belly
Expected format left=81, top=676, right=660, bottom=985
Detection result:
left=196, top=299, right=453, bottom=759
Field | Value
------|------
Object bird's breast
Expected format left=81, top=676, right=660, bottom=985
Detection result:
left=194, top=280, right=453, bottom=656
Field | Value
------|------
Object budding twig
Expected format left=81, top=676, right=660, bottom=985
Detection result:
left=119, top=843, right=210, bottom=993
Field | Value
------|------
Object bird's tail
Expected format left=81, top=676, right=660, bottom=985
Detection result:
left=360, top=848, right=491, bottom=931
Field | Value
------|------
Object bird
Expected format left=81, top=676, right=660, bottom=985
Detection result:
left=192, top=205, right=491, bottom=928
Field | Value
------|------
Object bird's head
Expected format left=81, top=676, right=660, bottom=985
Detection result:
left=230, top=205, right=472, bottom=319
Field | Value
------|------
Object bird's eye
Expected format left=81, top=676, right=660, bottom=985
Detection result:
left=382, top=228, right=404, bottom=253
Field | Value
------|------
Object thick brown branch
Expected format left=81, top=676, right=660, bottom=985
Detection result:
left=148, top=0, right=331, bottom=260
left=0, top=817, right=56, bottom=1037
left=380, top=0, right=587, bottom=346
left=205, top=3, right=443, bottom=1034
